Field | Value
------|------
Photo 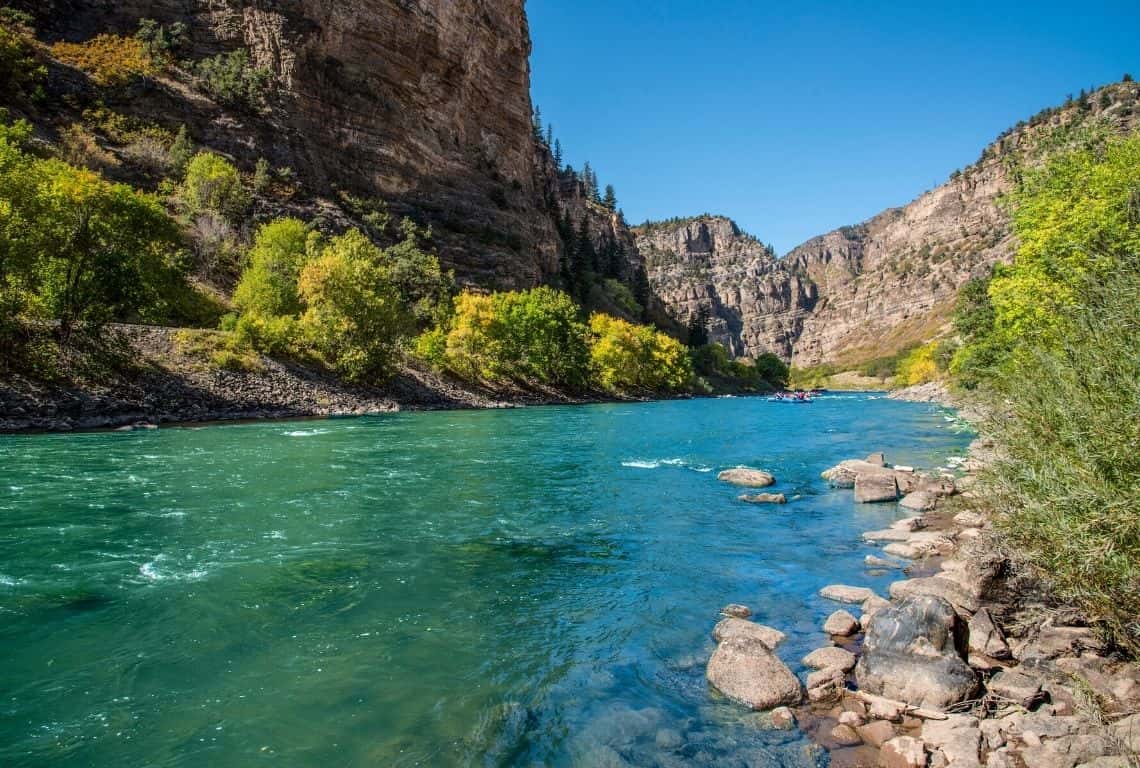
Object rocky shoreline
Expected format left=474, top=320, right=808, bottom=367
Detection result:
left=0, top=325, right=606, bottom=433
left=710, top=436, right=1138, bottom=766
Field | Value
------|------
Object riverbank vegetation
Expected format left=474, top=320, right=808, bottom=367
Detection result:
left=949, top=132, right=1140, bottom=652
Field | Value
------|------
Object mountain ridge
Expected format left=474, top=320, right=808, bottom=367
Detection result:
left=636, top=80, right=1140, bottom=366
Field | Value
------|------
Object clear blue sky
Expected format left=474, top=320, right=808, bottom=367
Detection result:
left=527, top=1, right=1140, bottom=253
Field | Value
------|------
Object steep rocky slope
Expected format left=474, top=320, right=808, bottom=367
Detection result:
left=639, top=82, right=1140, bottom=366
left=637, top=216, right=815, bottom=356
left=10, top=0, right=642, bottom=291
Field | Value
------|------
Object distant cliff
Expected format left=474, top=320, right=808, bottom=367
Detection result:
left=638, top=81, right=1140, bottom=366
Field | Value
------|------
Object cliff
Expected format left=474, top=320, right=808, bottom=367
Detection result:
left=13, top=0, right=572, bottom=288
left=636, top=216, right=815, bottom=356
left=639, top=81, right=1140, bottom=366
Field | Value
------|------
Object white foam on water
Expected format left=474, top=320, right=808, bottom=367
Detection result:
left=621, top=458, right=713, bottom=473
left=285, top=429, right=331, bottom=437
left=9, top=486, right=23, bottom=492
left=138, top=554, right=209, bottom=583
left=0, top=574, right=23, bottom=587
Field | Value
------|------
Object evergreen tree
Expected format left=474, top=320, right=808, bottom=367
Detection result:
left=632, top=267, right=651, bottom=319
left=532, top=105, right=543, bottom=141
left=169, top=124, right=194, bottom=178
left=553, top=138, right=563, bottom=167
left=545, top=123, right=554, bottom=149
left=581, top=161, right=594, bottom=198
left=602, top=184, right=617, bottom=210
left=574, top=214, right=596, bottom=296
left=1124, top=73, right=1134, bottom=82
left=687, top=306, right=710, bottom=348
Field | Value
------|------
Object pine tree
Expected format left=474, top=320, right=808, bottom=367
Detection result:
left=581, top=161, right=594, bottom=199
left=169, top=124, right=194, bottom=178
left=553, top=138, right=563, bottom=167
left=687, top=306, right=710, bottom=348
left=602, top=184, right=617, bottom=210
left=575, top=214, right=597, bottom=295
left=1124, top=73, right=1134, bottom=83
left=545, top=123, right=554, bottom=149
left=532, top=105, right=543, bottom=140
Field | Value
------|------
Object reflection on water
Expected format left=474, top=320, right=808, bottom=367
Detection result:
left=0, top=395, right=969, bottom=767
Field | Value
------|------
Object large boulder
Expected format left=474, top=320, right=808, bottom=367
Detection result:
left=712, top=617, right=786, bottom=649
left=855, top=595, right=979, bottom=710
left=855, top=471, right=899, bottom=503
left=889, top=577, right=980, bottom=615
left=718, top=468, right=775, bottom=487
left=706, top=636, right=803, bottom=710
left=822, top=459, right=883, bottom=488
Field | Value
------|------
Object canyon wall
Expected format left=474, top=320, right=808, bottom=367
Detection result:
left=640, top=82, right=1139, bottom=366
left=28, top=0, right=566, bottom=287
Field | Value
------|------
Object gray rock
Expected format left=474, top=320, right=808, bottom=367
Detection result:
left=854, top=471, right=899, bottom=503
left=954, top=510, right=986, bottom=528
left=820, top=584, right=876, bottom=603
left=865, top=452, right=887, bottom=466
left=890, top=577, right=980, bottom=615
left=721, top=603, right=752, bottom=619
left=712, top=617, right=786, bottom=649
left=822, top=459, right=884, bottom=488
left=770, top=706, right=795, bottom=729
left=923, top=715, right=982, bottom=768
left=830, top=723, right=862, bottom=746
left=806, top=667, right=845, bottom=704
left=987, top=668, right=1044, bottom=708
left=802, top=646, right=857, bottom=672
left=866, top=554, right=904, bottom=569
left=717, top=468, right=776, bottom=487
left=968, top=608, right=1011, bottom=660
left=738, top=492, right=787, bottom=504
left=855, top=595, right=979, bottom=710
left=706, top=636, right=803, bottom=710
left=900, top=490, right=937, bottom=511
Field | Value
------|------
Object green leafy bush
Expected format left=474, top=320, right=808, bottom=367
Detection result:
left=0, top=118, right=184, bottom=338
left=589, top=312, right=692, bottom=394
left=180, top=152, right=249, bottom=222
left=233, top=218, right=315, bottom=318
left=298, top=230, right=407, bottom=382
left=0, top=14, right=45, bottom=98
left=193, top=49, right=270, bottom=109
left=953, top=132, right=1140, bottom=652
left=439, top=287, right=591, bottom=388
left=982, top=260, right=1140, bottom=653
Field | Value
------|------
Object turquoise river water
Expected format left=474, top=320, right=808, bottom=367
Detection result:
left=0, top=394, right=971, bottom=767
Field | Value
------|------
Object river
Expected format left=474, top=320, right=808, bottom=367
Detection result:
left=0, top=394, right=971, bottom=767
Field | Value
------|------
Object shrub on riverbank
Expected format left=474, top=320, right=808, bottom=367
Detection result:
left=982, top=259, right=1140, bottom=653
left=960, top=131, right=1140, bottom=653
left=589, top=313, right=692, bottom=394
left=0, top=117, right=187, bottom=340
